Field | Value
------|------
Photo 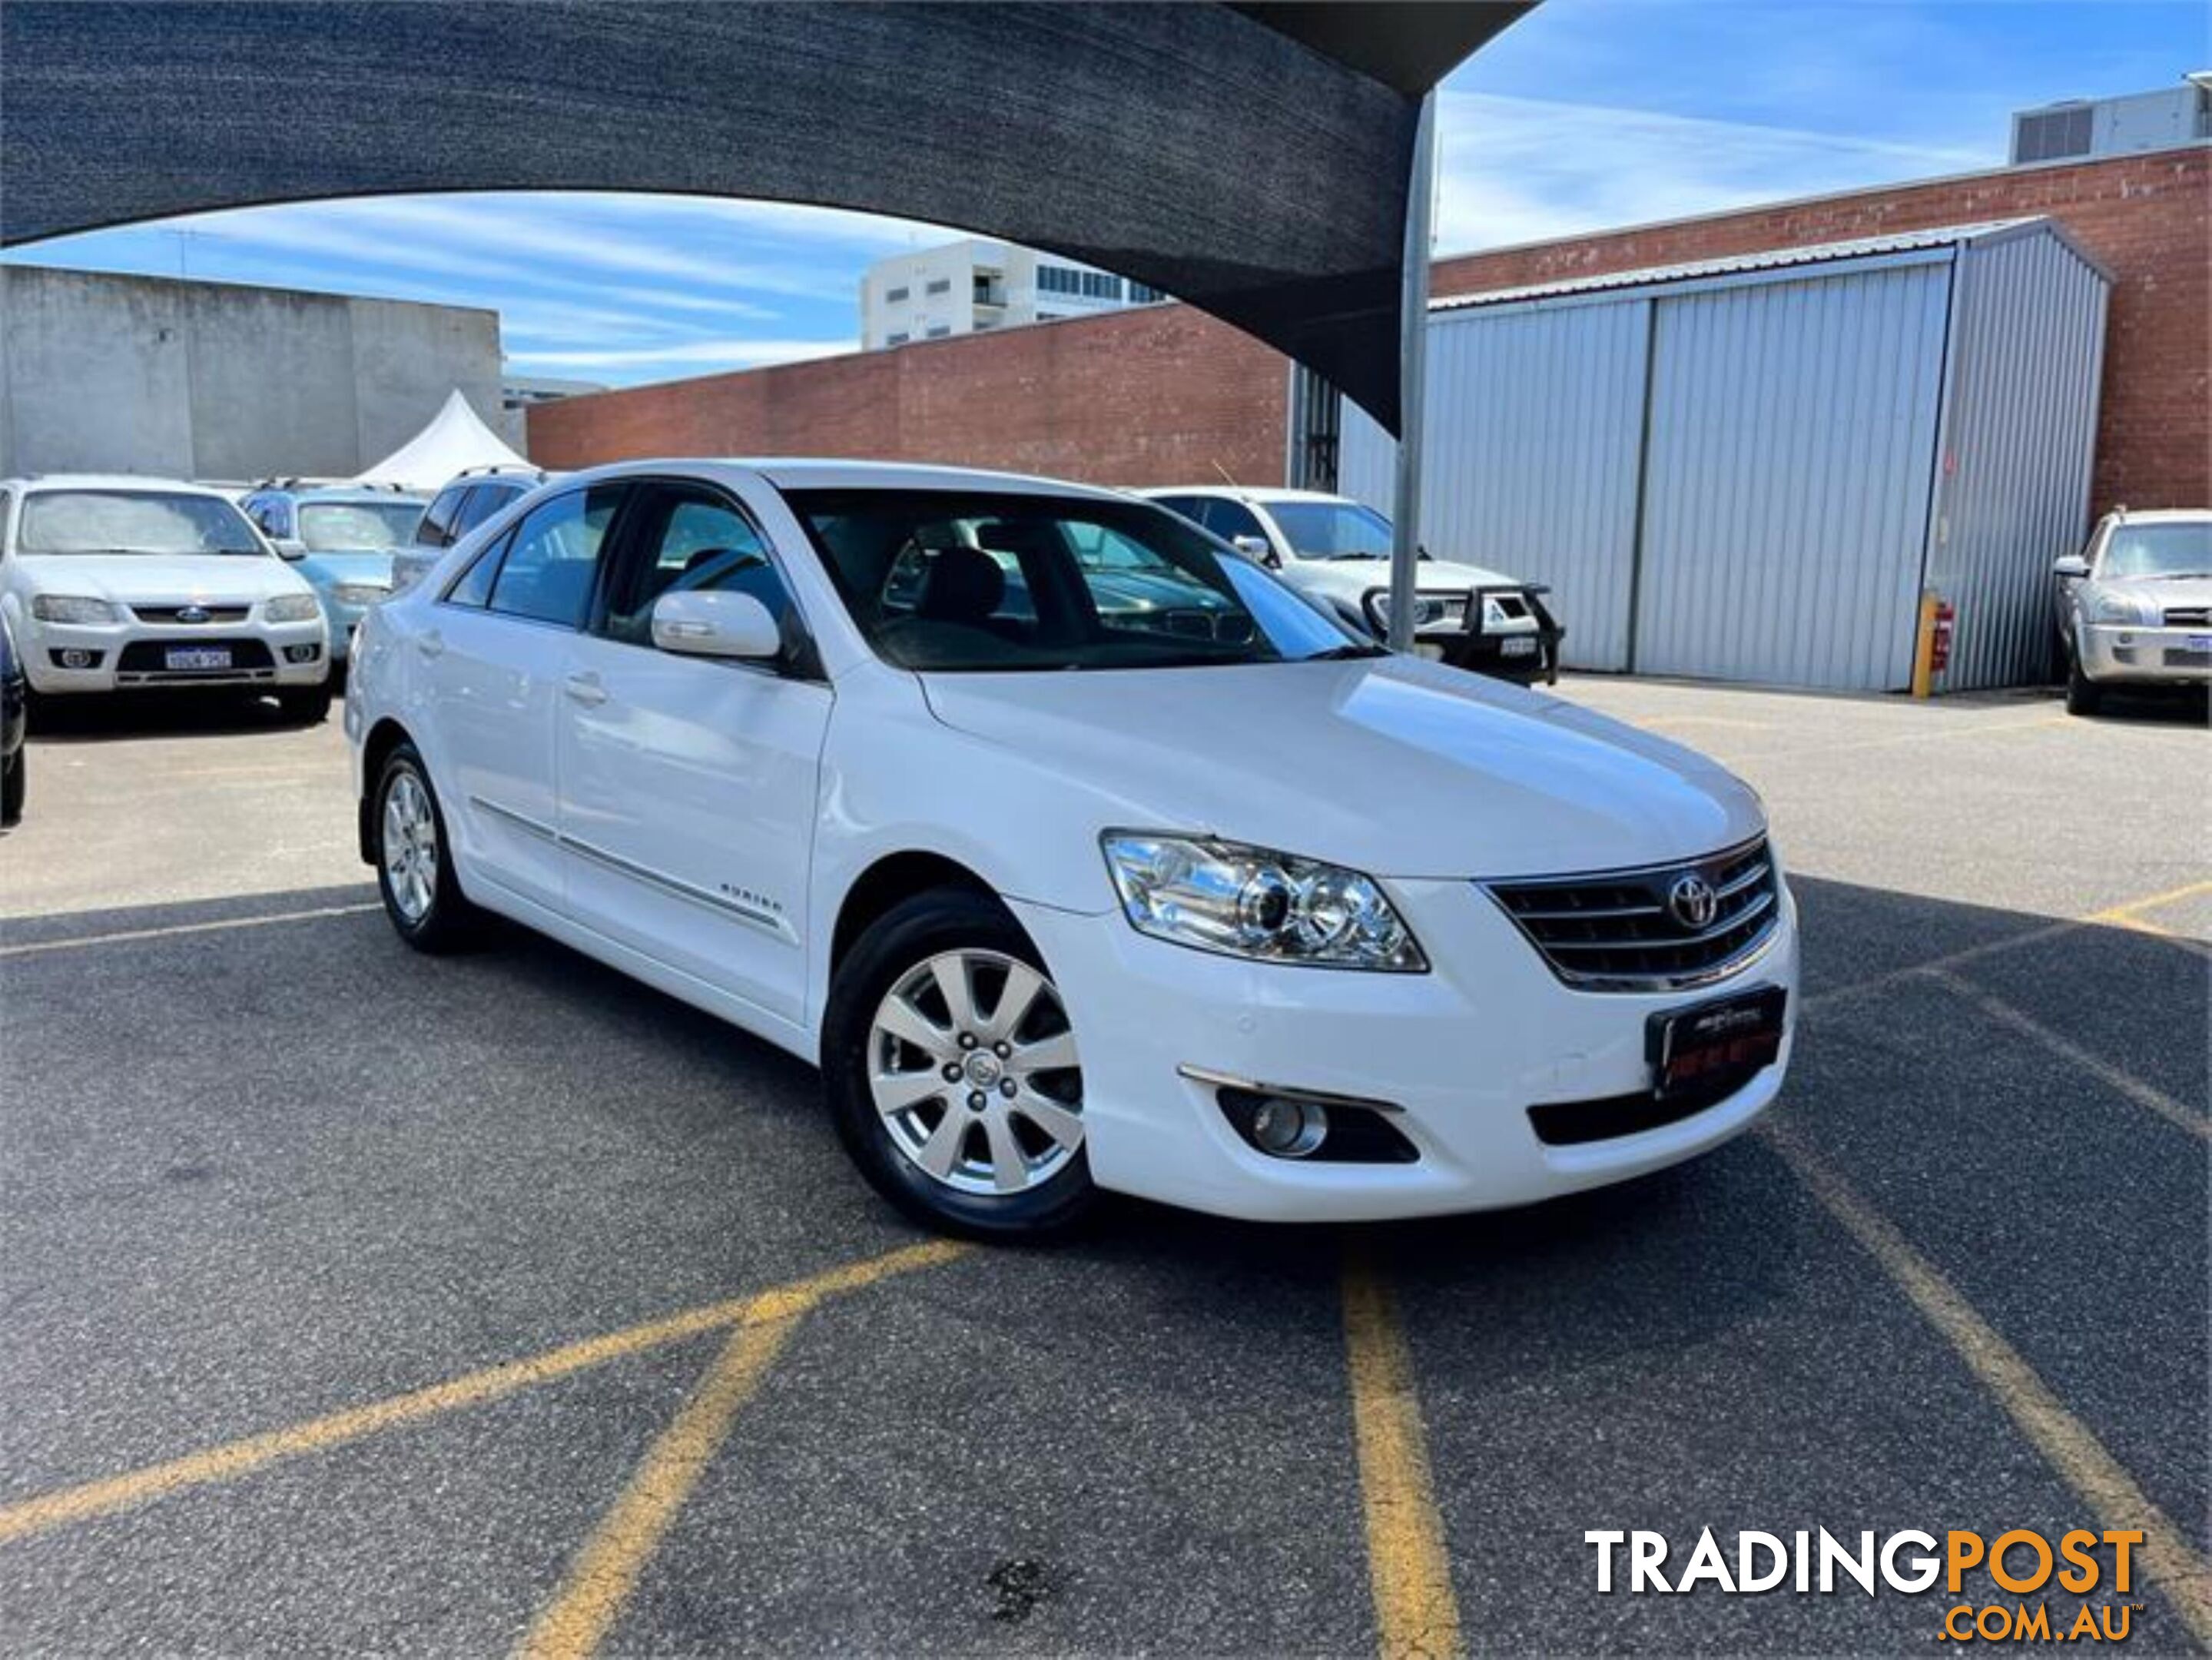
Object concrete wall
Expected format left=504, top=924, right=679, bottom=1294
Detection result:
left=0, top=267, right=507, bottom=480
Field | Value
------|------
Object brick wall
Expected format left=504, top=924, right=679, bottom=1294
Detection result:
left=528, top=299, right=1286, bottom=489
left=530, top=147, right=2207, bottom=513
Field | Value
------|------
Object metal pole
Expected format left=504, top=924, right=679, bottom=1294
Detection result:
left=1387, top=91, right=1436, bottom=652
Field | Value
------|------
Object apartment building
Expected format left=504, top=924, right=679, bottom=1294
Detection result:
left=860, top=238, right=1163, bottom=350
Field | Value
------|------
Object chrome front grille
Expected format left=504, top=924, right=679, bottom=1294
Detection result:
left=2163, top=606, right=2210, bottom=627
left=131, top=605, right=249, bottom=624
left=1485, top=838, right=1780, bottom=991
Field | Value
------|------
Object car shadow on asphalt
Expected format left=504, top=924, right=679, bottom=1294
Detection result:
left=25, top=690, right=333, bottom=742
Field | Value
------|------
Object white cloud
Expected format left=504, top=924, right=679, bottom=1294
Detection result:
left=1432, top=90, right=1994, bottom=253
left=506, top=336, right=854, bottom=372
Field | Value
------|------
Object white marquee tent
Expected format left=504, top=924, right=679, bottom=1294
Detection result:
left=353, top=390, right=529, bottom=493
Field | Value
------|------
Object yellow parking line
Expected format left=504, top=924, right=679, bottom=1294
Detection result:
left=0, top=1240, right=963, bottom=1546
left=2084, top=879, right=2212, bottom=925
left=1766, top=1126, right=2212, bottom=1647
left=1925, top=968, right=2209, bottom=1139
left=516, top=1310, right=804, bottom=1660
left=1809, top=878, right=2212, bottom=1014
left=1342, top=1249, right=1464, bottom=1660
left=0, top=902, right=381, bottom=958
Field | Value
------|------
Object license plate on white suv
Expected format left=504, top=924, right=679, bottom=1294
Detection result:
left=1499, top=636, right=1537, bottom=658
left=2189, top=633, right=2212, bottom=653
left=165, top=646, right=232, bottom=672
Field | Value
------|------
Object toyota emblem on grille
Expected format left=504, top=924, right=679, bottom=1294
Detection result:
left=1666, top=873, right=1718, bottom=931
left=177, top=604, right=210, bottom=624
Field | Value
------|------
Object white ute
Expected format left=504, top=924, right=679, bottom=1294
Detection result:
left=0, top=474, right=334, bottom=722
left=347, top=460, right=1796, bottom=1237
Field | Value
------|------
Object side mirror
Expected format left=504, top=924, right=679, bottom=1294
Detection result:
left=1232, top=534, right=1278, bottom=568
left=2052, top=554, right=2091, bottom=580
left=651, top=589, right=781, bottom=660
left=273, top=537, right=307, bottom=560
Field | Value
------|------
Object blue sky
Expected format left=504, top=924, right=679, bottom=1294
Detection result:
left=5, top=0, right=2200, bottom=387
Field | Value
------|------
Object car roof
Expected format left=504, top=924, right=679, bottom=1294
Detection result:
left=2108, top=507, right=2210, bottom=526
left=1138, top=485, right=1363, bottom=507
left=5, top=473, right=238, bottom=498
left=257, top=483, right=427, bottom=503
left=556, top=456, right=1133, bottom=504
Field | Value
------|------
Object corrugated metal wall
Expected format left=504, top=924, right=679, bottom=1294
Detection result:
left=1338, top=300, right=1651, bottom=669
left=1634, top=260, right=1952, bottom=689
left=1338, top=223, right=2109, bottom=692
left=1925, top=229, right=2111, bottom=690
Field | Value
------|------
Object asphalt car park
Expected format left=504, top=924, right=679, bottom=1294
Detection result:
left=0, top=678, right=2204, bottom=1657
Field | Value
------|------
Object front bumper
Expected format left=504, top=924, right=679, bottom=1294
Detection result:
left=2078, top=623, right=2212, bottom=686
left=1370, top=585, right=1564, bottom=686
left=1011, top=875, right=1797, bottom=1223
left=18, top=615, right=329, bottom=694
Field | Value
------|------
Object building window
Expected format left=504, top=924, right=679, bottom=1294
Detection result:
left=884, top=285, right=909, bottom=304
left=926, top=324, right=951, bottom=338
left=1037, top=264, right=1079, bottom=296
left=1129, top=282, right=1165, bottom=304
left=885, top=331, right=909, bottom=346
left=925, top=278, right=950, bottom=295
left=1080, top=271, right=1123, bottom=300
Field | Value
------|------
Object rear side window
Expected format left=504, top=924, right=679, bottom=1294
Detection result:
left=454, top=483, right=519, bottom=536
left=443, top=529, right=510, bottom=609
left=416, top=486, right=469, bottom=549
left=1199, top=498, right=1267, bottom=543
left=487, top=486, right=624, bottom=629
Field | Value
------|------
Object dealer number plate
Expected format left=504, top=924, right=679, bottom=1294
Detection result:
left=1499, top=636, right=1537, bottom=658
left=165, top=646, right=232, bottom=672
left=1647, top=987, right=1786, bottom=1098
left=2189, top=633, right=2212, bottom=653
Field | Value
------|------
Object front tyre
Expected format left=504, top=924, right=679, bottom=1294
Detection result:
left=373, top=742, right=479, bottom=953
left=1, top=744, right=22, bottom=827
left=2065, top=652, right=2104, bottom=717
left=823, top=889, right=1094, bottom=1240
left=278, top=686, right=333, bottom=725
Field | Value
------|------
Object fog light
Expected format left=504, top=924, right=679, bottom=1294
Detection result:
left=59, top=648, right=95, bottom=669
left=1249, top=1097, right=1328, bottom=1158
left=284, top=644, right=322, bottom=664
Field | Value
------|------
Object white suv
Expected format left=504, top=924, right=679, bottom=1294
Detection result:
left=1142, top=486, right=1563, bottom=684
left=348, top=460, right=1795, bottom=1237
left=0, top=475, right=333, bottom=722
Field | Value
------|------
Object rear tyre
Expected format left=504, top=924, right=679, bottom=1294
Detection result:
left=822, top=888, right=1095, bottom=1240
left=279, top=686, right=333, bottom=725
left=373, top=742, right=479, bottom=953
left=1, top=745, right=22, bottom=827
left=2064, top=654, right=2104, bottom=717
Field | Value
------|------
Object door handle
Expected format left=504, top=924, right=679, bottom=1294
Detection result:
left=562, top=672, right=609, bottom=707
left=415, top=629, right=444, bottom=659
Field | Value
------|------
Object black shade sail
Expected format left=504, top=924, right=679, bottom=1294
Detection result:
left=0, top=2, right=1531, bottom=434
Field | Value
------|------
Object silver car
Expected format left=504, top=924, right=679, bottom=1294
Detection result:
left=2053, top=508, right=2211, bottom=715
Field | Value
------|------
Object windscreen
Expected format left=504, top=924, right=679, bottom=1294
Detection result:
left=1267, top=500, right=1394, bottom=560
left=2101, top=522, right=2212, bottom=580
left=788, top=490, right=1374, bottom=673
left=298, top=500, right=425, bottom=552
left=19, top=490, right=266, bottom=556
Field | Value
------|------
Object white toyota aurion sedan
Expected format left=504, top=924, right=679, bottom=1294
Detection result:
left=347, top=460, right=1797, bottom=1237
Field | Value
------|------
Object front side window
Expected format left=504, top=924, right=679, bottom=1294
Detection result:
left=298, top=500, right=425, bottom=552
left=486, top=486, right=624, bottom=629
left=791, top=490, right=1369, bottom=674
left=2098, top=521, right=2212, bottom=580
left=602, top=486, right=800, bottom=652
left=1265, top=500, right=1394, bottom=562
left=18, top=490, right=267, bottom=556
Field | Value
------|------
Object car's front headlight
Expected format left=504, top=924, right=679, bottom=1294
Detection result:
left=263, top=593, right=322, bottom=623
left=330, top=583, right=390, bottom=606
left=29, top=594, right=121, bottom=624
left=2091, top=590, right=2156, bottom=626
left=1101, top=833, right=1427, bottom=971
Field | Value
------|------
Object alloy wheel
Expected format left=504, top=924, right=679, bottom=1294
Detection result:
left=867, top=949, right=1083, bottom=1196
left=382, top=770, right=439, bottom=925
